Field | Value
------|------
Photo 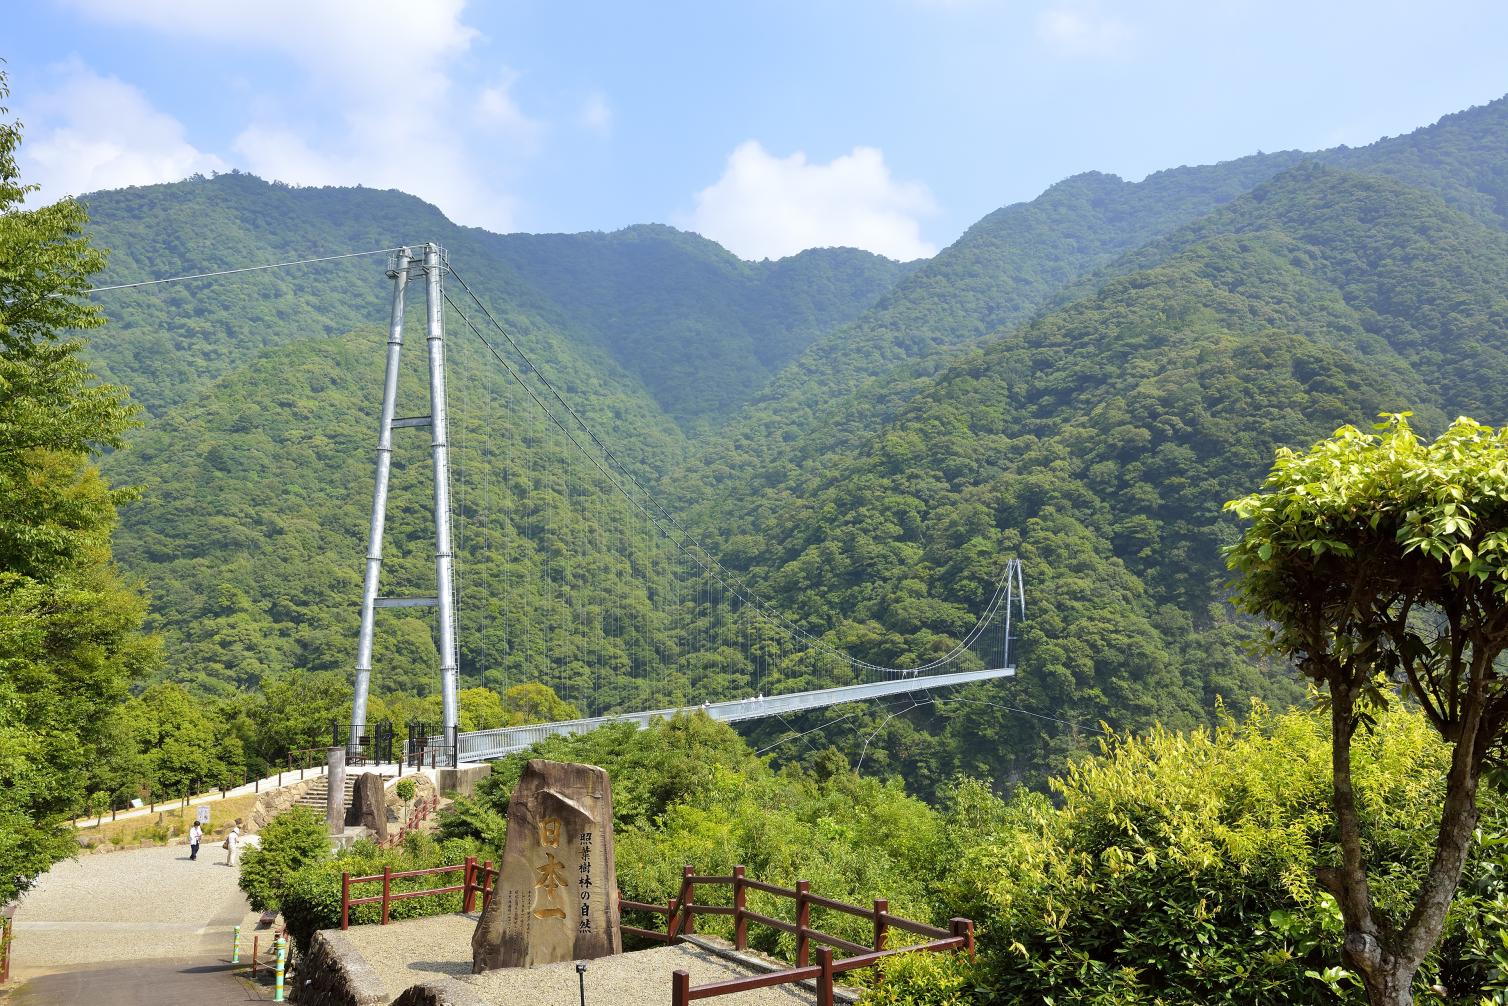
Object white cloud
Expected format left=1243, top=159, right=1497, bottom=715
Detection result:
left=580, top=92, right=612, bottom=137
left=18, top=60, right=226, bottom=200
left=476, top=71, right=543, bottom=152
left=683, top=142, right=937, bottom=262
left=1035, top=2, right=1134, bottom=58
left=60, top=0, right=524, bottom=231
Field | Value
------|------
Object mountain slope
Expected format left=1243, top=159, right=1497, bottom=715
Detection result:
left=81, top=174, right=906, bottom=434
left=719, top=167, right=1504, bottom=785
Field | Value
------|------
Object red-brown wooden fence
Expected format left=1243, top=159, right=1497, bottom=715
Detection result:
left=339, top=860, right=973, bottom=1006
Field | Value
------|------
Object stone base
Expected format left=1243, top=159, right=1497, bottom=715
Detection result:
left=436, top=765, right=491, bottom=798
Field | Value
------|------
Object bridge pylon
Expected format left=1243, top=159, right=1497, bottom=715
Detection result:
left=349, top=243, right=460, bottom=763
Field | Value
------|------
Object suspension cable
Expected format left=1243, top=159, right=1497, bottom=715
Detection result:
left=86, top=246, right=409, bottom=293
left=442, top=262, right=1022, bottom=679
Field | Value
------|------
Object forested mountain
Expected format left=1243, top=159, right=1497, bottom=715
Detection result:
left=82, top=174, right=905, bottom=432
left=78, top=93, right=1508, bottom=791
left=721, top=166, right=1505, bottom=785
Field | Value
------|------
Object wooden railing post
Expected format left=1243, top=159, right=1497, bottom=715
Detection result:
left=381, top=866, right=392, bottom=925
left=340, top=872, right=351, bottom=930
left=481, top=860, right=494, bottom=912
left=672, top=969, right=691, bottom=1006
left=463, top=856, right=477, bottom=913
left=252, top=935, right=260, bottom=978
left=681, top=865, right=696, bottom=936
left=732, top=865, right=748, bottom=950
left=950, top=917, right=974, bottom=960
left=817, top=947, right=834, bottom=1006
left=795, top=880, right=811, bottom=966
left=872, top=898, right=889, bottom=950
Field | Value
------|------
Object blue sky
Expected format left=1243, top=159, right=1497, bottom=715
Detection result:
left=8, top=1, right=1508, bottom=261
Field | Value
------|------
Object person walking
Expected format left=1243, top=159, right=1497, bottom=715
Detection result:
left=224, top=824, right=241, bottom=867
left=189, top=820, right=202, bottom=861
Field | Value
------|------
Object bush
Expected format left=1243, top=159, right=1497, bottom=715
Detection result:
left=239, top=806, right=329, bottom=912
left=278, top=835, right=487, bottom=955
left=947, top=701, right=1502, bottom=1005
left=860, top=951, right=979, bottom=1006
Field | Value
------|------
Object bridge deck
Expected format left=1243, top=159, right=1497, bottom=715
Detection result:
left=456, top=667, right=1014, bottom=762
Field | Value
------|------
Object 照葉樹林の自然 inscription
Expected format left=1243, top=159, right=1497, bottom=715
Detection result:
left=471, top=759, right=620, bottom=971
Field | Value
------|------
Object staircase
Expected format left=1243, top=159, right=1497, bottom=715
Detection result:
left=295, top=772, right=390, bottom=815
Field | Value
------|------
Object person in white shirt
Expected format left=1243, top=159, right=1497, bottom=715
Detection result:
left=224, top=825, right=241, bottom=867
left=189, top=821, right=203, bottom=861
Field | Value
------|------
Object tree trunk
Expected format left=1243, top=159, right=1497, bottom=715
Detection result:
left=1359, top=954, right=1418, bottom=1006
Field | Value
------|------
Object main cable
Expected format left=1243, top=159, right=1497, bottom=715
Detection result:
left=87, top=246, right=407, bottom=293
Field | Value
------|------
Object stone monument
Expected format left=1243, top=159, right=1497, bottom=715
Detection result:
left=347, top=772, right=388, bottom=841
left=471, top=760, right=620, bottom=971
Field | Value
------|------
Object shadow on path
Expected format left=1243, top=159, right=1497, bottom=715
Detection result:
left=10, top=956, right=262, bottom=1005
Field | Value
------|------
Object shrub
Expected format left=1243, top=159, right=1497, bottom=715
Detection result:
left=860, top=950, right=979, bottom=1006
left=278, top=835, right=487, bottom=955
left=948, top=701, right=1502, bottom=1005
left=239, top=806, right=329, bottom=912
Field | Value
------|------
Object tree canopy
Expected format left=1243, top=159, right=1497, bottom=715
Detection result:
left=1227, top=414, right=1508, bottom=1004
left=0, top=70, right=156, bottom=903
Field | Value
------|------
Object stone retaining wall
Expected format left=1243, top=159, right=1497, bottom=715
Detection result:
left=297, top=929, right=391, bottom=1006
left=391, top=979, right=492, bottom=1006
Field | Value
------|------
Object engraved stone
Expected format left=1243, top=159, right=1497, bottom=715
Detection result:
left=471, top=759, right=620, bottom=971
left=348, top=772, right=388, bottom=841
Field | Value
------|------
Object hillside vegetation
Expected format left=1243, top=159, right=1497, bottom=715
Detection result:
left=69, top=93, right=1508, bottom=796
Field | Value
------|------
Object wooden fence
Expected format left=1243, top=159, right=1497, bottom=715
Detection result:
left=340, top=854, right=495, bottom=929
left=624, top=865, right=973, bottom=1006
left=339, top=860, right=973, bottom=1006
left=377, top=794, right=441, bottom=850
left=1, top=914, right=12, bottom=984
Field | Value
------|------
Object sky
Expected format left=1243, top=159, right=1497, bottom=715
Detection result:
left=6, top=1, right=1508, bottom=262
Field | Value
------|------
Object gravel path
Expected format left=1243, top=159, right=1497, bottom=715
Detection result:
left=341, top=916, right=817, bottom=1006
left=9, top=844, right=261, bottom=979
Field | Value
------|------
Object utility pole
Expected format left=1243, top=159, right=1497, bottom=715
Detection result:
left=350, top=242, right=459, bottom=763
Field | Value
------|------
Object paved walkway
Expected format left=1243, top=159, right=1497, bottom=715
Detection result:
left=7, top=844, right=263, bottom=981
left=9, top=956, right=263, bottom=1005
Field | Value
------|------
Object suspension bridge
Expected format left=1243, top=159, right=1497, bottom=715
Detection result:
left=91, top=241, right=1026, bottom=767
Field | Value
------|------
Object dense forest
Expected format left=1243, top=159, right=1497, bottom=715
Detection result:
left=65, top=92, right=1508, bottom=800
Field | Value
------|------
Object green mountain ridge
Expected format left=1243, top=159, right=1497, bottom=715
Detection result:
left=74, top=92, right=1508, bottom=790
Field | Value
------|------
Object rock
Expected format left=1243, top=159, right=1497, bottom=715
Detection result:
left=247, top=776, right=322, bottom=832
left=300, top=929, right=390, bottom=1006
left=348, top=772, right=388, bottom=841
left=471, top=759, right=621, bottom=972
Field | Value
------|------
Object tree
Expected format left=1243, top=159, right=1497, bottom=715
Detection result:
left=238, top=806, right=329, bottom=911
left=1226, top=414, right=1508, bottom=1005
left=502, top=682, right=580, bottom=724
left=0, top=69, right=156, bottom=904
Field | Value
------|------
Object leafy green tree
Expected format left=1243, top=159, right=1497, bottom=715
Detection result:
left=1227, top=414, right=1508, bottom=1005
left=238, top=806, right=330, bottom=912
left=0, top=70, right=157, bottom=904
left=503, top=682, right=581, bottom=724
left=943, top=701, right=1505, bottom=1005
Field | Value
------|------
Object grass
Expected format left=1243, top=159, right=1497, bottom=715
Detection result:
left=73, top=792, right=261, bottom=847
